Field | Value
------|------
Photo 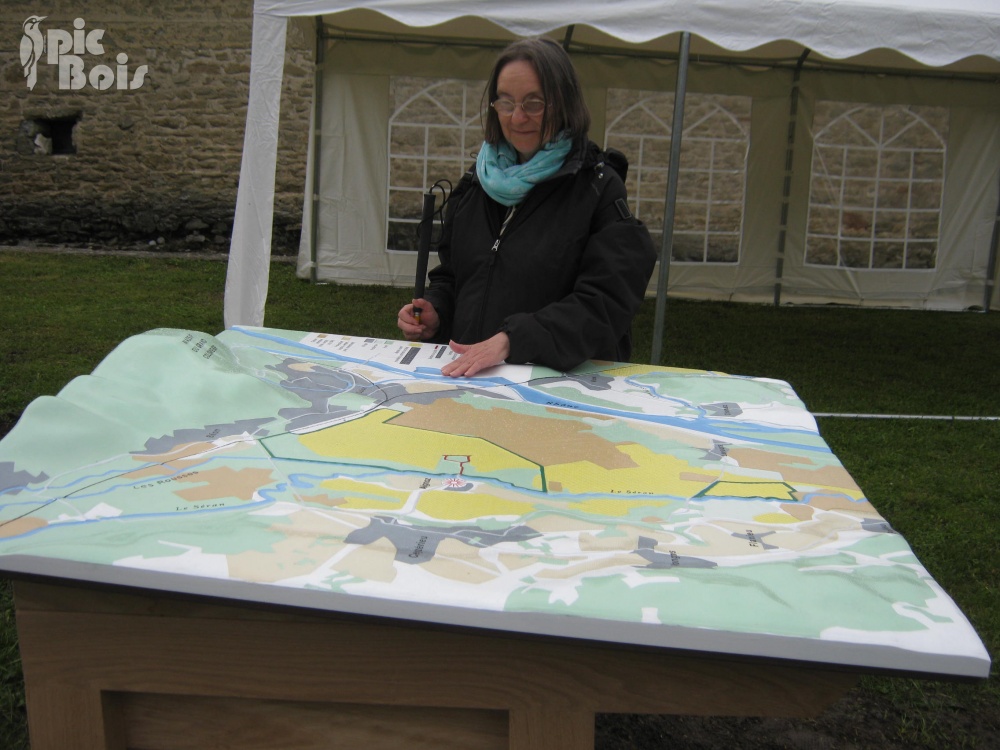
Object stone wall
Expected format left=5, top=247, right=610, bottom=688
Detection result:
left=0, top=1, right=313, bottom=253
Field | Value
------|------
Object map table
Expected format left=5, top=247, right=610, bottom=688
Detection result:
left=0, top=327, right=989, bottom=749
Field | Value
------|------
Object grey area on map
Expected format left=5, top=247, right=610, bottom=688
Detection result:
left=703, top=440, right=733, bottom=461
left=0, top=464, right=49, bottom=496
left=344, top=515, right=542, bottom=564
left=138, top=418, right=275, bottom=454
left=383, top=385, right=512, bottom=408
left=861, top=518, right=897, bottom=534
left=635, top=536, right=718, bottom=569
left=703, top=402, right=744, bottom=417
left=270, top=358, right=513, bottom=431
left=273, top=359, right=379, bottom=430
left=733, top=530, right=779, bottom=550
left=533, top=372, right=616, bottom=391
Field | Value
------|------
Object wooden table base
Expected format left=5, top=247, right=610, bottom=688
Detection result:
left=13, top=580, right=856, bottom=750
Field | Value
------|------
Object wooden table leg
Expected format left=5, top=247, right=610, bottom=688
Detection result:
left=23, top=682, right=125, bottom=750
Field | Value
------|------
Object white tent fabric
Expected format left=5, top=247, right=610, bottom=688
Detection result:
left=225, top=0, right=1000, bottom=328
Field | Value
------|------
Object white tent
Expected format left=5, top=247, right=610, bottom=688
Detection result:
left=224, top=0, right=1000, bottom=330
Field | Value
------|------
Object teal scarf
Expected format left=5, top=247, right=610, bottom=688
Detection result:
left=475, top=134, right=573, bottom=207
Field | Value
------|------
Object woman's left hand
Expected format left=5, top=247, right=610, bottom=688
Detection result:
left=441, top=333, right=510, bottom=378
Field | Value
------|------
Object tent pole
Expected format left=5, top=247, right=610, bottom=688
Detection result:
left=983, top=169, right=1000, bottom=312
left=561, top=25, right=575, bottom=50
left=309, top=18, right=326, bottom=285
left=650, top=31, right=690, bottom=366
left=773, top=49, right=811, bottom=306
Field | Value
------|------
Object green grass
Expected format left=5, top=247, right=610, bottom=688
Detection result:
left=1, top=250, right=998, bottom=748
left=5, top=253, right=999, bottom=422
left=632, top=299, right=1000, bottom=417
left=819, top=418, right=999, bottom=745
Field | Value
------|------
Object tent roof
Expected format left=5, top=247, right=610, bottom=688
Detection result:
left=261, top=0, right=1000, bottom=74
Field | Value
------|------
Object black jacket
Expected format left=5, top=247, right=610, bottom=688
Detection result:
left=424, top=140, right=657, bottom=372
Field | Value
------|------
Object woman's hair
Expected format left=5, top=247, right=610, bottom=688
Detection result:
left=482, top=38, right=591, bottom=147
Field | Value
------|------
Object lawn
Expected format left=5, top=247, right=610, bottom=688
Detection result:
left=0, top=250, right=997, bottom=748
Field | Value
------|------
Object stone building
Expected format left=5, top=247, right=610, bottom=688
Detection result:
left=1, top=1, right=313, bottom=252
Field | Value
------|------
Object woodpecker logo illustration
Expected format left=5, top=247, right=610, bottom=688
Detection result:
left=20, top=15, right=46, bottom=91
left=20, top=16, right=148, bottom=91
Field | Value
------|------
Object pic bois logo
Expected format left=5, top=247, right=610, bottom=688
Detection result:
left=21, top=16, right=148, bottom=91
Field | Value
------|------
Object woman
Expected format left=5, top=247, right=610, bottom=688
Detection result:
left=397, top=38, right=656, bottom=376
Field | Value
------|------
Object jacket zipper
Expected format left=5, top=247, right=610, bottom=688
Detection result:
left=476, top=205, right=517, bottom=337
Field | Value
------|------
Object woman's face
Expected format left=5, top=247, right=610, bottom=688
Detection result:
left=495, top=60, right=548, bottom=162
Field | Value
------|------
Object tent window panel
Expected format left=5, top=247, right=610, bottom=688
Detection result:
left=712, top=176, right=744, bottom=204
left=910, top=182, right=942, bottom=210
left=642, top=138, right=673, bottom=164
left=710, top=205, right=743, bottom=232
left=605, top=90, right=750, bottom=265
left=907, top=242, right=937, bottom=269
left=878, top=150, right=912, bottom=178
left=636, top=167, right=668, bottom=195
left=845, top=109, right=881, bottom=143
left=707, top=235, right=740, bottom=263
left=845, top=149, right=879, bottom=177
left=842, top=179, right=876, bottom=209
left=638, top=200, right=665, bottom=232
left=877, top=182, right=909, bottom=210
left=712, top=142, right=748, bottom=171
left=389, top=157, right=426, bottom=189
left=873, top=242, right=905, bottom=269
left=615, top=109, right=661, bottom=133
left=393, top=126, right=429, bottom=156
left=399, top=98, right=450, bottom=123
left=387, top=77, right=485, bottom=252
left=389, top=189, right=424, bottom=220
left=841, top=211, right=873, bottom=237
left=821, top=120, right=870, bottom=147
left=808, top=206, right=840, bottom=235
left=815, top=146, right=845, bottom=174
left=675, top=203, right=707, bottom=231
left=426, top=158, right=465, bottom=186
left=673, top=234, right=705, bottom=262
left=874, top=211, right=907, bottom=239
left=428, top=127, right=464, bottom=157
left=910, top=212, right=941, bottom=239
left=683, top=172, right=711, bottom=203
left=683, top=140, right=713, bottom=163
left=811, top=176, right=841, bottom=205
left=388, top=221, right=419, bottom=252
left=612, top=135, right=642, bottom=155
left=913, top=152, right=945, bottom=179
left=806, top=237, right=838, bottom=265
left=806, top=102, right=948, bottom=271
left=841, top=241, right=871, bottom=268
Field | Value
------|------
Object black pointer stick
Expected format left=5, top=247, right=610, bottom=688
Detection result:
left=413, top=191, right=435, bottom=325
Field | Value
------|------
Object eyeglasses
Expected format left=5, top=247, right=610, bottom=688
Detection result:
left=491, top=98, right=546, bottom=117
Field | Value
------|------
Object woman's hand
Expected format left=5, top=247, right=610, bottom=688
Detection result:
left=441, top=333, right=511, bottom=378
left=397, top=298, right=440, bottom=341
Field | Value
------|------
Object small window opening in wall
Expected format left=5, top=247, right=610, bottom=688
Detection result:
left=27, top=114, right=81, bottom=155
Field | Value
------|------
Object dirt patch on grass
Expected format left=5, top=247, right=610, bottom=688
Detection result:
left=596, top=679, right=999, bottom=750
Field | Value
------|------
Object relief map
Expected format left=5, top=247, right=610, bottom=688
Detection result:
left=0, top=327, right=989, bottom=677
